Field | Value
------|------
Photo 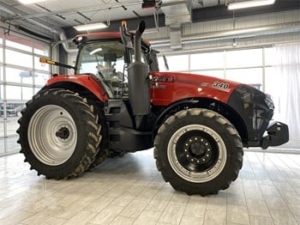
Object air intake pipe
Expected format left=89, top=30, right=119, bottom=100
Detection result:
left=127, top=21, right=151, bottom=116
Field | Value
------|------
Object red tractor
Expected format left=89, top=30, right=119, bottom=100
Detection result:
left=17, top=21, right=289, bottom=195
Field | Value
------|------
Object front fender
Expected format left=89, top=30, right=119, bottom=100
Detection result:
left=45, top=74, right=109, bottom=102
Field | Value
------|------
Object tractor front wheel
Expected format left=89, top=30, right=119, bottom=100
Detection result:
left=154, top=108, right=243, bottom=196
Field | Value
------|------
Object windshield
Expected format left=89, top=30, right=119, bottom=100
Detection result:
left=76, top=40, right=126, bottom=79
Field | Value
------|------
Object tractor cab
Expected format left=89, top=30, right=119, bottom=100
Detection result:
left=73, top=26, right=159, bottom=98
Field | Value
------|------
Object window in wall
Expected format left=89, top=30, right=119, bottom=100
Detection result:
left=265, top=67, right=276, bottom=95
left=0, top=30, right=3, bottom=44
left=6, top=86, right=34, bottom=100
left=35, top=72, right=49, bottom=86
left=190, top=52, right=224, bottom=70
left=226, top=49, right=263, bottom=68
left=0, top=47, right=3, bottom=62
left=5, top=33, right=32, bottom=52
left=0, top=66, right=3, bottom=82
left=6, top=85, right=21, bottom=100
left=34, top=42, right=50, bottom=56
left=23, top=87, right=34, bottom=100
left=226, top=68, right=263, bottom=85
left=0, top=30, right=51, bottom=156
left=0, top=85, right=3, bottom=101
left=264, top=47, right=276, bottom=66
left=6, top=136, right=19, bottom=153
left=163, top=55, right=189, bottom=71
left=193, top=70, right=224, bottom=79
left=6, top=67, right=33, bottom=85
left=0, top=135, right=4, bottom=154
left=6, top=49, right=33, bottom=68
left=34, top=87, right=41, bottom=94
left=157, top=56, right=169, bottom=72
left=5, top=104, right=19, bottom=137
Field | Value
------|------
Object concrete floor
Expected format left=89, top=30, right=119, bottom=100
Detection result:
left=0, top=149, right=300, bottom=225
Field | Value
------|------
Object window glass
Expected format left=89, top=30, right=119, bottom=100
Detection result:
left=190, top=52, right=224, bottom=70
left=6, top=67, right=33, bottom=85
left=6, top=49, right=33, bottom=68
left=0, top=30, right=3, bottom=45
left=6, top=86, right=33, bottom=100
left=265, top=66, right=281, bottom=120
left=0, top=66, right=3, bottom=82
left=0, top=85, right=3, bottom=100
left=34, top=87, right=41, bottom=94
left=265, top=67, right=276, bottom=95
left=157, top=56, right=169, bottom=72
left=34, top=42, right=49, bottom=56
left=226, top=68, right=263, bottom=85
left=34, top=56, right=50, bottom=72
left=35, top=72, right=50, bottom=86
left=78, top=41, right=125, bottom=79
left=7, top=136, right=20, bottom=153
left=0, top=136, right=5, bottom=152
left=264, top=47, right=276, bottom=66
left=6, top=34, right=32, bottom=52
left=2, top=102, right=20, bottom=138
left=0, top=47, right=3, bottom=62
left=226, top=49, right=263, bottom=68
left=164, top=55, right=189, bottom=71
left=193, top=70, right=224, bottom=79
left=6, top=85, right=21, bottom=100
left=23, top=87, right=34, bottom=100
left=0, top=118, right=4, bottom=138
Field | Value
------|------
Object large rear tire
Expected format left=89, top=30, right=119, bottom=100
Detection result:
left=17, top=89, right=101, bottom=179
left=88, top=101, right=109, bottom=169
left=154, top=108, right=243, bottom=196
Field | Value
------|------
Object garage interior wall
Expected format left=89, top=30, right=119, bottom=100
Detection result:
left=0, top=8, right=300, bottom=156
left=0, top=27, right=52, bottom=156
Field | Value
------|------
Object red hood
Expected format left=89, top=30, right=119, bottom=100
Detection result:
left=150, top=71, right=241, bottom=106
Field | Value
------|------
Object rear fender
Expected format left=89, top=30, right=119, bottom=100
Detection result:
left=45, top=74, right=109, bottom=102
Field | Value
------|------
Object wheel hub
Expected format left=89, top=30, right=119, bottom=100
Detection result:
left=184, top=137, right=212, bottom=164
left=55, top=127, right=70, bottom=140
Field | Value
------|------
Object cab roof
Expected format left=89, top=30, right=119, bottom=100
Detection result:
left=74, top=32, right=121, bottom=45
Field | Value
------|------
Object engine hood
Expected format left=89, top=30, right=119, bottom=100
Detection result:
left=150, top=71, right=242, bottom=105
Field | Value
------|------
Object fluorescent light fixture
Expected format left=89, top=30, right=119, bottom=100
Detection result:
left=90, top=48, right=103, bottom=55
left=228, top=0, right=276, bottom=10
left=74, top=22, right=108, bottom=31
left=18, top=0, right=47, bottom=4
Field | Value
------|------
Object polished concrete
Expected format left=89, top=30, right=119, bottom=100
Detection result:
left=0, top=149, right=300, bottom=225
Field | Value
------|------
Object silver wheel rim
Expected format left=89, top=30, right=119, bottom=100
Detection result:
left=167, top=124, right=227, bottom=183
left=28, top=105, right=77, bottom=166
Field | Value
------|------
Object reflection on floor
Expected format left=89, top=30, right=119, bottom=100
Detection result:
left=0, top=149, right=300, bottom=225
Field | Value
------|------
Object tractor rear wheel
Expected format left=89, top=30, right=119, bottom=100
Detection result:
left=17, top=89, right=101, bottom=179
left=154, top=108, right=243, bottom=196
left=88, top=101, right=109, bottom=169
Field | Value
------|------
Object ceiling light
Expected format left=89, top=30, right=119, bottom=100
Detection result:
left=228, top=0, right=276, bottom=10
left=74, top=22, right=108, bottom=31
left=18, top=0, right=47, bottom=4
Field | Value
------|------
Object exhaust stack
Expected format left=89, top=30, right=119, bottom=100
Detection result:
left=127, top=21, right=150, bottom=116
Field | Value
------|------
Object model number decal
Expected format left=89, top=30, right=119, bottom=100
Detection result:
left=212, top=81, right=230, bottom=91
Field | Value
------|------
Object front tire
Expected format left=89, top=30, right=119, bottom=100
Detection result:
left=154, top=108, right=243, bottom=196
left=17, top=89, right=101, bottom=179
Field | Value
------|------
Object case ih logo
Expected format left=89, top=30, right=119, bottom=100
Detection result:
left=151, top=76, right=174, bottom=89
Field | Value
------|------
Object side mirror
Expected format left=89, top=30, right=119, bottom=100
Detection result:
left=163, top=55, right=169, bottom=71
